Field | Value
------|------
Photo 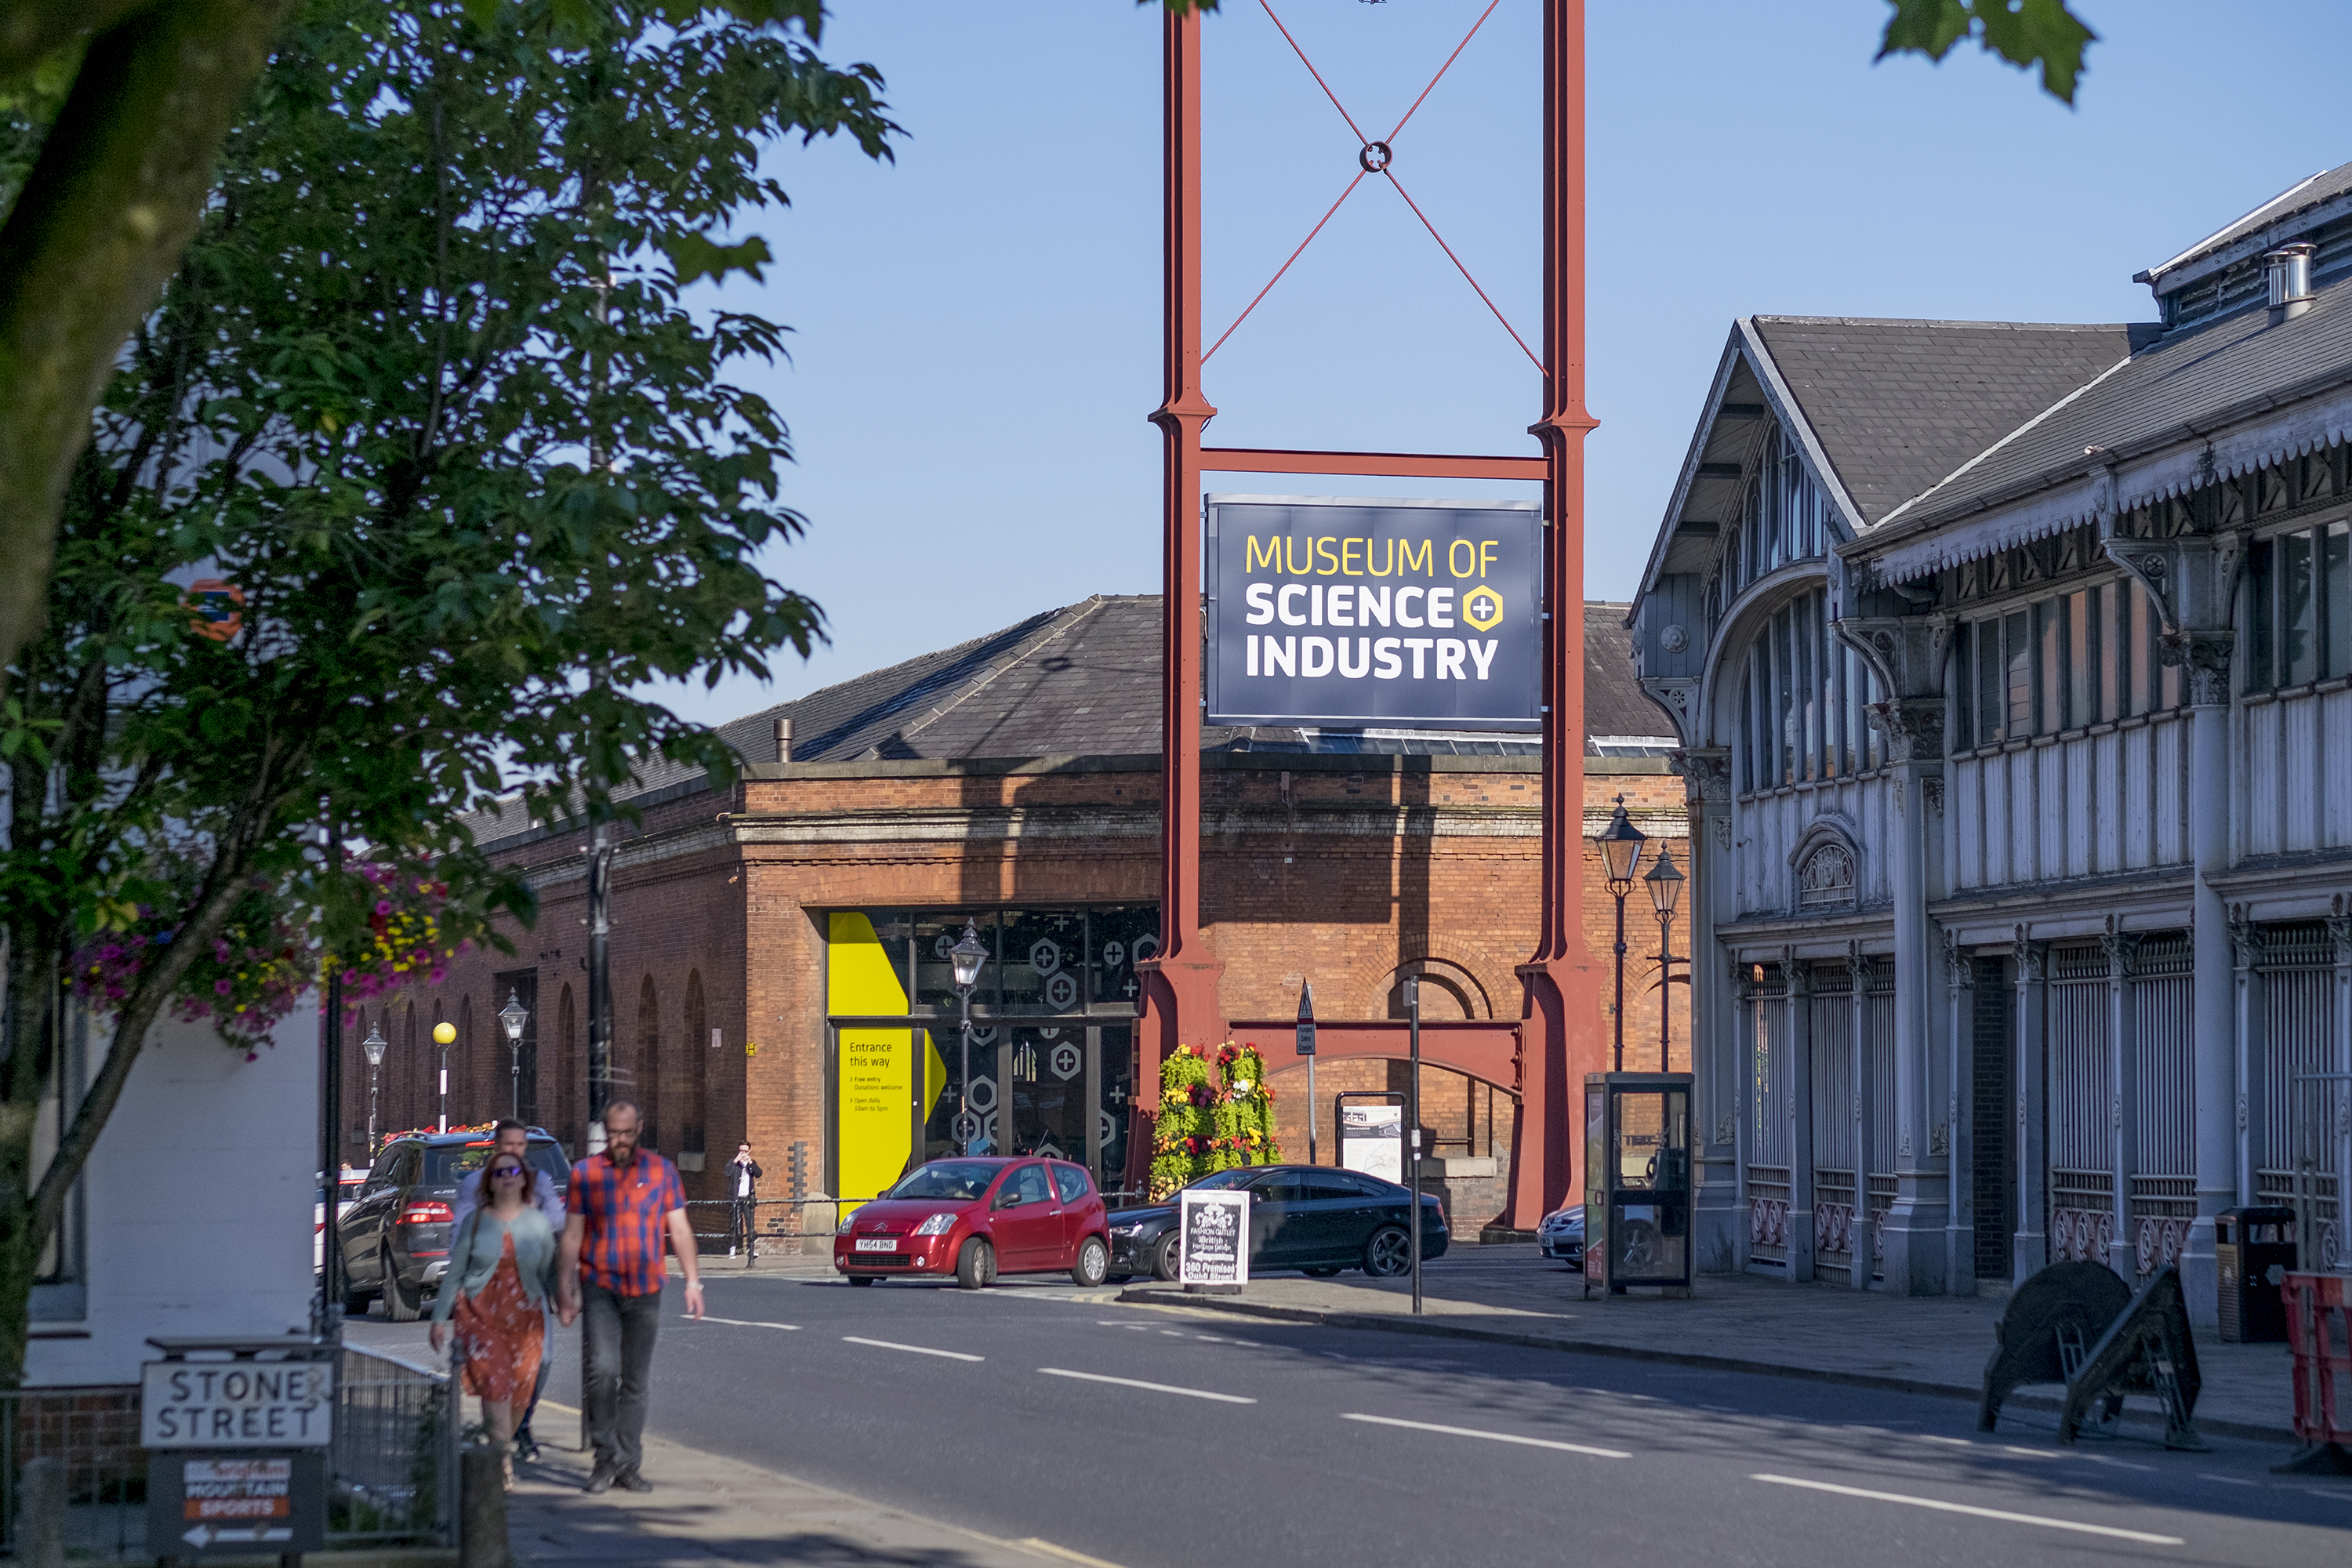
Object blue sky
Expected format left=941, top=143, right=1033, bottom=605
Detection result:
left=644, top=0, right=2352, bottom=729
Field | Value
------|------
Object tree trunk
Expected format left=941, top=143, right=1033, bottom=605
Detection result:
left=0, top=0, right=295, bottom=698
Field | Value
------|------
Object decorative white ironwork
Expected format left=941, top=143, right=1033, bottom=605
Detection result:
left=1795, top=842, right=1856, bottom=910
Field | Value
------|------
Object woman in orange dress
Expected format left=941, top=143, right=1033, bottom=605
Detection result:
left=429, top=1152, right=557, bottom=1486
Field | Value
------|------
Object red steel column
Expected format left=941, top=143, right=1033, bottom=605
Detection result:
left=1129, top=1, right=1225, bottom=1194
left=1504, top=0, right=1602, bottom=1232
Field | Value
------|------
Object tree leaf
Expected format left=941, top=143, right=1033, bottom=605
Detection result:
left=1878, top=0, right=2096, bottom=104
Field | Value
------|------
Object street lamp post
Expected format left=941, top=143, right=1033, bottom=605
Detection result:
left=949, top=923, right=989, bottom=1156
left=1294, top=982, right=1317, bottom=1166
left=1592, top=796, right=1648, bottom=1073
left=498, top=991, right=530, bottom=1122
left=1644, top=844, right=1685, bottom=1073
left=432, top=1020, right=455, bottom=1132
left=1403, top=972, right=1423, bottom=1316
left=362, top=1024, right=388, bottom=1153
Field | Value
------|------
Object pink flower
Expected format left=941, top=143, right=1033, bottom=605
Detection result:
left=214, top=978, right=233, bottom=996
left=374, top=900, right=394, bottom=916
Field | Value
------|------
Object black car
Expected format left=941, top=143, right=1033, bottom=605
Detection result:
left=336, top=1128, right=570, bottom=1320
left=1105, top=1164, right=1448, bottom=1282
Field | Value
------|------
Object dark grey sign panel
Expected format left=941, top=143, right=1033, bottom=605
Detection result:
left=1206, top=496, right=1541, bottom=731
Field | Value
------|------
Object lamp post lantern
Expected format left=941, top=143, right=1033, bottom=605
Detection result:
left=949, top=922, right=989, bottom=1156
left=498, top=990, right=530, bottom=1122
left=1592, top=796, right=1647, bottom=1073
left=1644, top=843, right=1684, bottom=1073
left=362, top=1024, right=388, bottom=1153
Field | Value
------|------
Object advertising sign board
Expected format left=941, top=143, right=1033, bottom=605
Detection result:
left=1178, top=1189, right=1250, bottom=1290
left=1339, top=1101, right=1403, bottom=1185
left=1206, top=495, right=1541, bottom=731
left=147, top=1452, right=326, bottom=1557
left=141, top=1359, right=332, bottom=1449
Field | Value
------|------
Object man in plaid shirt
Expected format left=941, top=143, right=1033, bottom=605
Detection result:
left=557, top=1101, right=705, bottom=1493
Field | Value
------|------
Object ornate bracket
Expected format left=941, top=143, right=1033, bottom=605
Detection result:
left=2012, top=923, right=2047, bottom=985
left=2099, top=913, right=2141, bottom=982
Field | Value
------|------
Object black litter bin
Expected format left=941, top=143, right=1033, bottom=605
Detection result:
left=2215, top=1205, right=2297, bottom=1342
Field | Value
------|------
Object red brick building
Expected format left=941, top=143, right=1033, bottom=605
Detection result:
left=340, top=597, right=1686, bottom=1236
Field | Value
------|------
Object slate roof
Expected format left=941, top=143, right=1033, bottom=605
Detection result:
left=1747, top=318, right=2154, bottom=528
left=460, top=597, right=1658, bottom=846
left=2136, top=160, right=2352, bottom=290
left=1882, top=268, right=2352, bottom=535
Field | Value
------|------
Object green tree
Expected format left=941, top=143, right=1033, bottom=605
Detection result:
left=0, top=0, right=896, bottom=1382
left=1878, top=0, right=2098, bottom=103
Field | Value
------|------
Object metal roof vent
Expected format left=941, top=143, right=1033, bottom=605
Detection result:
left=2267, top=241, right=2316, bottom=323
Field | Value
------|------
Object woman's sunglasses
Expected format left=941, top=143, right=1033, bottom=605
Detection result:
left=488, top=1163, right=528, bottom=1181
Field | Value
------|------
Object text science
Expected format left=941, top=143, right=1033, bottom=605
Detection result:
left=1206, top=496, right=1541, bottom=731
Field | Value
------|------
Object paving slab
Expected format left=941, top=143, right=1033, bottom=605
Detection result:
left=506, top=1402, right=1117, bottom=1568
left=1115, top=1244, right=2301, bottom=1443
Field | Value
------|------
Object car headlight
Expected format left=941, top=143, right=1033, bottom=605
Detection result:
left=1111, top=1221, right=1146, bottom=1236
left=913, top=1212, right=956, bottom=1236
left=836, top=1214, right=855, bottom=1235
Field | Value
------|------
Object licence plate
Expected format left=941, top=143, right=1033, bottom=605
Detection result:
left=855, top=1238, right=898, bottom=1252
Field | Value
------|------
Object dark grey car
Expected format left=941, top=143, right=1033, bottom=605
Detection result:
left=1105, top=1165, right=1447, bottom=1282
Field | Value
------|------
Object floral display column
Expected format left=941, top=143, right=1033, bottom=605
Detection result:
left=1148, top=1042, right=1280, bottom=1200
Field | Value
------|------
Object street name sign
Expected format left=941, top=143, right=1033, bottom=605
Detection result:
left=141, top=1360, right=333, bottom=1448
left=1178, top=1189, right=1250, bottom=1291
left=1206, top=495, right=1541, bottom=731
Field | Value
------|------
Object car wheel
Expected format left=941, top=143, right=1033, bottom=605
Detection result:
left=1363, top=1225, right=1410, bottom=1278
left=1151, top=1232, right=1181, bottom=1283
left=955, top=1237, right=995, bottom=1290
left=382, top=1249, right=420, bottom=1322
left=1071, top=1236, right=1109, bottom=1288
left=848, top=1276, right=876, bottom=1288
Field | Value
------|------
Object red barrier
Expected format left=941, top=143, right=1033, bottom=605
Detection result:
left=2278, top=1272, right=2352, bottom=1475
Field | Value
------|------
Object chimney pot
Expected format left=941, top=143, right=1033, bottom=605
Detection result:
left=775, top=716, right=793, bottom=764
left=2266, top=241, right=2316, bottom=323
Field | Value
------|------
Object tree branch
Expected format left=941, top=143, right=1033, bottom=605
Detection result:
left=0, top=0, right=295, bottom=699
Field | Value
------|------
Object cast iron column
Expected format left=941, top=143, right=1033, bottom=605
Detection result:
left=1505, top=0, right=1601, bottom=1232
left=1131, top=0, right=1225, bottom=1196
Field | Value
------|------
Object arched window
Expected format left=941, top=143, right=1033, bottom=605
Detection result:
left=637, top=977, right=661, bottom=1151
left=683, top=971, right=707, bottom=1160
left=556, top=985, right=577, bottom=1152
left=1734, top=586, right=1884, bottom=795
left=403, top=1004, right=417, bottom=1128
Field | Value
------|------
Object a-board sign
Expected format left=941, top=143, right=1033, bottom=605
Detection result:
left=141, top=1359, right=333, bottom=1448
left=1205, top=495, right=1541, bottom=731
left=1178, top=1189, right=1250, bottom=1289
left=1340, top=1102, right=1403, bottom=1184
left=147, top=1452, right=326, bottom=1557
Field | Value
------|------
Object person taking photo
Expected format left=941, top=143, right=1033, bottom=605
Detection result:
left=726, top=1142, right=762, bottom=1257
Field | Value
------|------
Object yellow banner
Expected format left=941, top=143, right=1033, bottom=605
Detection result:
left=828, top=915, right=947, bottom=1207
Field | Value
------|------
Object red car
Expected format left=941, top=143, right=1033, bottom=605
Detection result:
left=834, top=1157, right=1109, bottom=1289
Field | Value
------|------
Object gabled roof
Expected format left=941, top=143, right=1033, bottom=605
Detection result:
left=1867, top=267, right=2352, bottom=556
left=1744, top=318, right=2152, bottom=528
left=2135, top=160, right=2352, bottom=296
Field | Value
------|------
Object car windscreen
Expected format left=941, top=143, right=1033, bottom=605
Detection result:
left=1186, top=1169, right=1261, bottom=1192
left=423, top=1142, right=569, bottom=1189
left=884, top=1162, right=1000, bottom=1201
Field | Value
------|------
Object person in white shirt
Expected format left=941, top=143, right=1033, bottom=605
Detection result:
left=726, top=1142, right=762, bottom=1257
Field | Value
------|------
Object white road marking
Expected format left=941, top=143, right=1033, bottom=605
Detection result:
left=2077, top=1454, right=2156, bottom=1472
left=1749, top=1474, right=2185, bottom=1546
left=1012, top=1537, right=1127, bottom=1568
left=1037, top=1368, right=1254, bottom=1403
left=2198, top=1473, right=2257, bottom=1487
left=843, top=1336, right=983, bottom=1363
left=1918, top=1436, right=1972, bottom=1446
left=1999, top=1446, right=2063, bottom=1459
left=698, top=1316, right=800, bottom=1331
left=1342, top=1413, right=1631, bottom=1460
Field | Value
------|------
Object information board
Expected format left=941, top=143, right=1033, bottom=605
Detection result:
left=1340, top=1102, right=1403, bottom=1185
left=1178, top=1189, right=1250, bottom=1289
left=1206, top=495, right=1541, bottom=731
